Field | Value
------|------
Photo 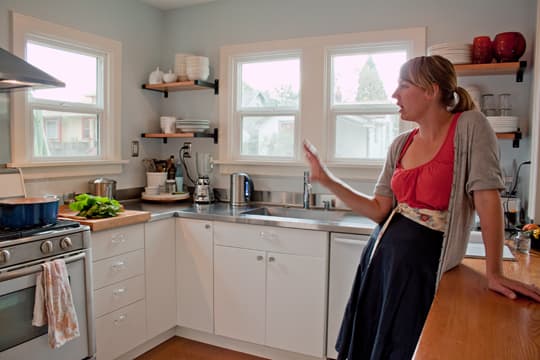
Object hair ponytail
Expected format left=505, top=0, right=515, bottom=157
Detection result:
left=451, top=86, right=476, bottom=113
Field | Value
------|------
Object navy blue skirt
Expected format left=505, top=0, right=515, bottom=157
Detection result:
left=336, top=213, right=443, bottom=360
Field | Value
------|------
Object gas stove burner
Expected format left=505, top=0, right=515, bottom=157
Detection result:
left=0, top=219, right=80, bottom=242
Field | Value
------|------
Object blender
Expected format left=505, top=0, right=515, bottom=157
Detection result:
left=193, top=152, right=215, bottom=203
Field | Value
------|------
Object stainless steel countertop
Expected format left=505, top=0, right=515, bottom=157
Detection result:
left=121, top=200, right=375, bottom=235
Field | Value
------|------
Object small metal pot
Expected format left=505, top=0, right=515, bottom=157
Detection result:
left=89, top=178, right=117, bottom=199
left=0, top=196, right=59, bottom=229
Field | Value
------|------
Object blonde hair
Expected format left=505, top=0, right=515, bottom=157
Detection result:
left=399, top=55, right=476, bottom=113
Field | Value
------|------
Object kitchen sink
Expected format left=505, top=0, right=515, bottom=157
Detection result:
left=240, top=206, right=350, bottom=222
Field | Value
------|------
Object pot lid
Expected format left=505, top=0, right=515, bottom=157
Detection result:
left=89, top=177, right=117, bottom=184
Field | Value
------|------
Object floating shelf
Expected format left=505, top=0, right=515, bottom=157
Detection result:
left=141, top=128, right=218, bottom=144
left=496, top=129, right=521, bottom=148
left=141, top=79, right=219, bottom=98
left=454, top=61, right=527, bottom=82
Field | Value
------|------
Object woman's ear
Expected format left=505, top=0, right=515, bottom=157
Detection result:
left=424, top=83, right=440, bottom=100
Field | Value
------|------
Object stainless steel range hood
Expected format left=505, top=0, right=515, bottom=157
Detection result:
left=0, top=47, right=65, bottom=91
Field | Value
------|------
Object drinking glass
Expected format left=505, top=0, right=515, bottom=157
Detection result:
left=499, top=93, right=511, bottom=116
left=481, top=94, right=498, bottom=116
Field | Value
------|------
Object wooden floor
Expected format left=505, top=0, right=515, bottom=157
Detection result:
left=136, top=337, right=269, bottom=360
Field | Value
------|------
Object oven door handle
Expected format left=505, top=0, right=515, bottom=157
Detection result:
left=0, top=252, right=86, bottom=281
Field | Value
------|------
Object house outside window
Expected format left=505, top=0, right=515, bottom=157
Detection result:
left=219, top=28, right=425, bottom=179
left=9, top=12, right=123, bottom=179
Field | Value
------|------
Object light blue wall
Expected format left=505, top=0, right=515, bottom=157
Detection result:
left=0, top=0, right=537, bottom=203
left=0, top=0, right=166, bottom=189
left=160, top=0, right=536, bottom=199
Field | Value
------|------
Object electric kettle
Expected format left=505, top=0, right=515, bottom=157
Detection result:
left=230, top=172, right=253, bottom=206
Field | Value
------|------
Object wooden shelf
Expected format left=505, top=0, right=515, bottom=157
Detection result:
left=496, top=129, right=521, bottom=148
left=141, top=128, right=218, bottom=144
left=454, top=61, right=527, bottom=82
left=141, top=79, right=219, bottom=98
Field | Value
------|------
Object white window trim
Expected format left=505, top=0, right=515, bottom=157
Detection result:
left=219, top=27, right=426, bottom=180
left=8, top=12, right=125, bottom=179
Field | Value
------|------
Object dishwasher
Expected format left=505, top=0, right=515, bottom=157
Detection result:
left=327, top=233, right=369, bottom=359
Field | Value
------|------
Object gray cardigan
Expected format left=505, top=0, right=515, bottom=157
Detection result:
left=374, top=110, right=505, bottom=280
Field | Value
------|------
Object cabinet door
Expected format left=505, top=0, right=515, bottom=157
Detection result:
left=214, top=245, right=266, bottom=345
left=266, top=252, right=327, bottom=357
left=176, top=218, right=214, bottom=333
left=145, top=218, right=177, bottom=339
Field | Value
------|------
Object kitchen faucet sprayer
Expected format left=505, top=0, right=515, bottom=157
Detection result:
left=303, top=171, right=312, bottom=209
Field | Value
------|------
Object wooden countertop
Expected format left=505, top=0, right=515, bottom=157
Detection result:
left=58, top=205, right=150, bottom=231
left=415, top=250, right=540, bottom=359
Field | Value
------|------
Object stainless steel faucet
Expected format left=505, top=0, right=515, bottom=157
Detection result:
left=303, top=171, right=311, bottom=209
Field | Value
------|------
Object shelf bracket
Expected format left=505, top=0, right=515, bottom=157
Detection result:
left=214, top=79, right=219, bottom=95
left=516, top=61, right=527, bottom=82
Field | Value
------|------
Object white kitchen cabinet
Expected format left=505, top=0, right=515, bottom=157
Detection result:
left=175, top=218, right=214, bottom=333
left=214, top=245, right=266, bottom=344
left=90, top=223, right=147, bottom=360
left=213, top=221, right=328, bottom=357
left=145, top=218, right=177, bottom=339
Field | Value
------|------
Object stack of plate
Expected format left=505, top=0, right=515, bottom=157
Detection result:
left=176, top=119, right=210, bottom=133
left=186, top=56, right=210, bottom=81
left=175, top=53, right=194, bottom=81
left=427, top=43, right=472, bottom=64
left=486, top=116, right=518, bottom=133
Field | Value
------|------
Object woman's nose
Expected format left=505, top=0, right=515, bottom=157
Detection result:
left=391, top=89, right=398, bottom=99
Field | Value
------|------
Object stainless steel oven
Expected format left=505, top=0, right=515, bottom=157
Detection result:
left=0, top=222, right=95, bottom=360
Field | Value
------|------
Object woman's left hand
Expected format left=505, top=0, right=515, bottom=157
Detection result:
left=487, top=273, right=540, bottom=302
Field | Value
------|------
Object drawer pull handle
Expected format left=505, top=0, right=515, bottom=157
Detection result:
left=205, top=224, right=211, bottom=229
left=111, top=261, right=125, bottom=271
left=114, top=314, right=127, bottom=325
left=268, top=256, right=275, bottom=262
left=113, top=288, right=126, bottom=297
left=111, top=234, right=126, bottom=245
left=256, top=255, right=264, bottom=261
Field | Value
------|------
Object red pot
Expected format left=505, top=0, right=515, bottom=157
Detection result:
left=493, top=32, right=526, bottom=62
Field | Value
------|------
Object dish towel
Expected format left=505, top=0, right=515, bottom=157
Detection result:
left=32, top=259, right=80, bottom=348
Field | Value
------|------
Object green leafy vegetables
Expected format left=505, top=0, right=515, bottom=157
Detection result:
left=69, top=193, right=123, bottom=219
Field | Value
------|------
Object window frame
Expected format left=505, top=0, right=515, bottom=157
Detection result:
left=232, top=52, right=302, bottom=161
left=218, top=28, right=426, bottom=179
left=326, top=44, right=414, bottom=165
left=8, top=12, right=125, bottom=179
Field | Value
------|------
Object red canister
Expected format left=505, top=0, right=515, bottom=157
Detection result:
left=472, top=36, right=493, bottom=64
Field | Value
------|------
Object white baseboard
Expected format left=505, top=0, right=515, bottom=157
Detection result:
left=175, top=327, right=325, bottom=360
left=116, top=328, right=176, bottom=360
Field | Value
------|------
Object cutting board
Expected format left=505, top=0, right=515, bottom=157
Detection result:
left=58, top=205, right=151, bottom=232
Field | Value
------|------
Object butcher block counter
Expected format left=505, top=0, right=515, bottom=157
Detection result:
left=415, top=250, right=540, bottom=359
left=58, top=205, right=150, bottom=231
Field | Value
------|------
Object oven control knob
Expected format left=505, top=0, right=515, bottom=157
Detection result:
left=60, top=237, right=73, bottom=250
left=0, top=249, right=10, bottom=264
left=40, top=240, right=54, bottom=254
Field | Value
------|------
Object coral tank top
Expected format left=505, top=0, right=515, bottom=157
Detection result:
left=391, top=113, right=460, bottom=211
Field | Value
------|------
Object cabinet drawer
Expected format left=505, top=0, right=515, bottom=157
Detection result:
left=91, top=224, right=144, bottom=261
left=94, top=275, right=145, bottom=317
left=93, top=249, right=145, bottom=290
left=95, top=300, right=146, bottom=360
left=214, top=222, right=327, bottom=257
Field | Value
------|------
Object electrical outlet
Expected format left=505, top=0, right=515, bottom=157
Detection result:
left=131, top=140, right=139, bottom=157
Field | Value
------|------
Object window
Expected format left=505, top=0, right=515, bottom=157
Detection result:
left=235, top=56, right=300, bottom=159
left=219, top=28, right=425, bottom=178
left=329, top=48, right=407, bottom=162
left=9, top=13, right=123, bottom=179
left=28, top=41, right=101, bottom=159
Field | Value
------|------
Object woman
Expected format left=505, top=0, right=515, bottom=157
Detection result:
left=304, top=55, right=540, bottom=360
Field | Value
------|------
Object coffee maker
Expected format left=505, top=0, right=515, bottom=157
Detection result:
left=193, top=152, right=214, bottom=203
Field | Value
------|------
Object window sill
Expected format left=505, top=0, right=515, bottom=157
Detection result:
left=6, top=160, right=129, bottom=180
left=215, top=160, right=383, bottom=180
